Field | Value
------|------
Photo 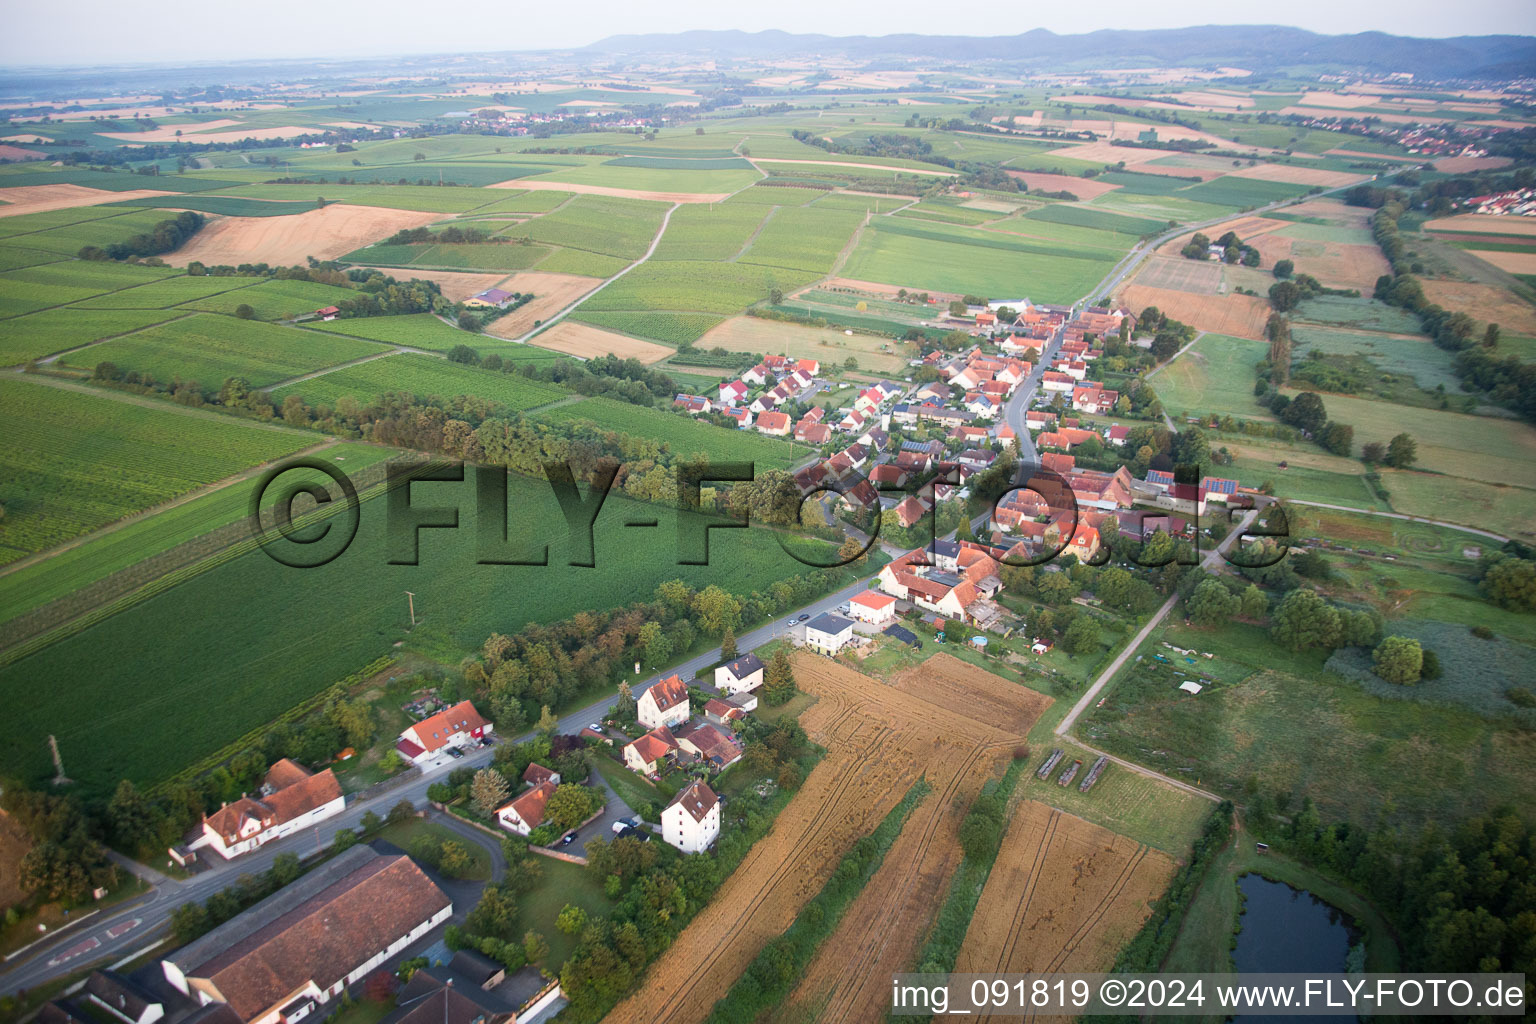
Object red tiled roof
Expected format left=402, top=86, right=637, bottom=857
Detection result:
left=405, top=700, right=489, bottom=754
left=501, top=779, right=556, bottom=829
left=523, top=763, right=556, bottom=787
left=666, top=780, right=719, bottom=824
left=645, top=675, right=688, bottom=714
left=626, top=726, right=678, bottom=765
left=850, top=590, right=897, bottom=611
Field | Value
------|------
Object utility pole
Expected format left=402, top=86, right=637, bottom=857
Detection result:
left=404, top=591, right=417, bottom=627
left=48, top=735, right=70, bottom=786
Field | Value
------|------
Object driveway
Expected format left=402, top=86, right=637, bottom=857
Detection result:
left=568, top=769, right=635, bottom=858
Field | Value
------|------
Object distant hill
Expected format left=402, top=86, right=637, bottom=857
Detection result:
left=583, top=26, right=1536, bottom=80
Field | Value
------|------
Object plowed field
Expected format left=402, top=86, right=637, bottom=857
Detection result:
left=957, top=801, right=1175, bottom=1000
left=611, top=653, right=1049, bottom=1024
left=167, top=204, right=442, bottom=266
left=1120, top=284, right=1271, bottom=340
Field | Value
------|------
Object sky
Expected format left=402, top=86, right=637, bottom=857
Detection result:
left=1, top=0, right=1533, bottom=66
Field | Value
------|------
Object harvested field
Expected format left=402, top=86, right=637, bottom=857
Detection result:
left=1226, top=163, right=1369, bottom=188
left=1122, top=161, right=1225, bottom=181
left=1245, top=236, right=1390, bottom=291
left=168, top=204, right=442, bottom=266
left=479, top=272, right=602, bottom=337
left=100, top=124, right=315, bottom=144
left=741, top=158, right=954, bottom=178
left=1129, top=256, right=1222, bottom=294
left=1431, top=156, right=1513, bottom=174
left=1425, top=214, right=1536, bottom=238
left=955, top=801, right=1175, bottom=997
left=613, top=653, right=1049, bottom=1024
left=486, top=179, right=731, bottom=204
left=1321, top=148, right=1420, bottom=163
left=0, top=184, right=175, bottom=219
left=1121, top=284, right=1271, bottom=340
left=1468, top=250, right=1536, bottom=275
left=1419, top=279, right=1536, bottom=335
left=1003, top=171, right=1120, bottom=200
left=1155, top=216, right=1290, bottom=257
left=1280, top=198, right=1374, bottom=226
left=1049, top=140, right=1181, bottom=164
left=357, top=267, right=509, bottom=302
left=699, top=315, right=917, bottom=373
left=522, top=320, right=672, bottom=363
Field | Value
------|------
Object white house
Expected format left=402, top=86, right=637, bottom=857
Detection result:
left=396, top=700, right=492, bottom=764
left=804, top=612, right=855, bottom=655
left=661, top=780, right=720, bottom=855
left=714, top=653, right=764, bottom=695
left=194, top=759, right=345, bottom=860
left=495, top=780, right=556, bottom=836
left=623, top=726, right=678, bottom=775
left=847, top=590, right=897, bottom=626
left=161, top=848, right=451, bottom=1024
left=637, top=674, right=690, bottom=730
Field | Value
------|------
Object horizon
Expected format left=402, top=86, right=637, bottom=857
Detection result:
left=2, top=2, right=1535, bottom=70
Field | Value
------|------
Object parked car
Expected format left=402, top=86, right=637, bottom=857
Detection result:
left=589, top=723, right=604, bottom=732
left=561, top=833, right=575, bottom=846
left=612, top=820, right=629, bottom=834
left=797, top=613, right=811, bottom=622
left=446, top=747, right=465, bottom=759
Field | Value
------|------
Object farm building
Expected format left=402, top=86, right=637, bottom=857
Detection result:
left=160, top=847, right=451, bottom=1024
left=192, top=758, right=344, bottom=860
left=396, top=700, right=492, bottom=764
left=463, top=288, right=515, bottom=309
left=804, top=612, right=856, bottom=655
left=714, top=652, right=764, bottom=694
left=662, top=780, right=720, bottom=855
left=637, top=674, right=690, bottom=729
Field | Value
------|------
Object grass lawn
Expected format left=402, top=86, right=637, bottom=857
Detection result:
left=375, top=819, right=493, bottom=881
left=1376, top=469, right=1536, bottom=545
left=522, top=856, right=612, bottom=969
left=1152, top=333, right=1272, bottom=420
left=594, top=755, right=666, bottom=820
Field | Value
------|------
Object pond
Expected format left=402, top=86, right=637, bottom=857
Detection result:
left=1233, top=873, right=1360, bottom=1022
left=1233, top=872, right=1358, bottom=973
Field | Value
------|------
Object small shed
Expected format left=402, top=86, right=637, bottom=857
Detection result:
left=1179, top=681, right=1203, bottom=695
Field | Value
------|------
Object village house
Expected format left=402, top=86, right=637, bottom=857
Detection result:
left=674, top=720, right=744, bottom=771
left=796, top=421, right=832, bottom=444
left=662, top=780, right=719, bottom=855
left=804, top=612, right=856, bottom=655
left=719, top=406, right=753, bottom=428
left=522, top=763, right=560, bottom=787
left=1041, top=371, right=1075, bottom=393
left=742, top=363, right=771, bottom=387
left=495, top=780, right=556, bottom=836
left=755, top=410, right=791, bottom=436
left=160, top=847, right=452, bottom=1024
left=877, top=542, right=1007, bottom=631
left=623, top=726, right=679, bottom=775
left=714, top=652, right=764, bottom=694
left=717, top=380, right=749, bottom=406
left=193, top=759, right=345, bottom=860
left=80, top=971, right=163, bottom=1024
left=703, top=698, right=745, bottom=727
left=673, top=394, right=711, bottom=415
left=637, top=674, right=689, bottom=730
left=1072, top=384, right=1120, bottom=414
left=396, top=700, right=492, bottom=764
left=847, top=589, right=898, bottom=626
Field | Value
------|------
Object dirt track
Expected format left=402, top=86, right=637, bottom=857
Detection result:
left=166, top=204, right=443, bottom=266
left=610, top=653, right=1048, bottom=1024
left=956, top=800, right=1175, bottom=1022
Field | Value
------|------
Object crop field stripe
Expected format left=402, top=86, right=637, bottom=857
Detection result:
left=1044, top=844, right=1150, bottom=972
left=997, top=807, right=1060, bottom=972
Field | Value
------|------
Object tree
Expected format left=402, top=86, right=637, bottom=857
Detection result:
left=1318, top=421, right=1353, bottom=457
left=1483, top=323, right=1500, bottom=349
left=536, top=705, right=558, bottom=736
left=457, top=311, right=482, bottom=332
left=769, top=288, right=783, bottom=305
left=234, top=303, right=255, bottom=320
left=1061, top=615, right=1100, bottom=655
left=1481, top=557, right=1536, bottom=611
left=107, top=779, right=160, bottom=853
left=693, top=585, right=742, bottom=636
left=949, top=299, right=968, bottom=316
left=1270, top=588, right=1341, bottom=651
left=763, top=648, right=797, bottom=706
left=471, top=768, right=511, bottom=815
left=1361, top=441, right=1386, bottom=463
left=556, top=902, right=588, bottom=934
left=1269, top=280, right=1302, bottom=312
left=1273, top=259, right=1294, bottom=279
left=1150, top=333, right=1180, bottom=361
left=439, top=840, right=473, bottom=877
left=545, top=784, right=597, bottom=831
left=1239, top=584, right=1268, bottom=621
left=1281, top=391, right=1328, bottom=435
left=719, top=626, right=737, bottom=662
left=1186, top=578, right=1239, bottom=626
left=1385, top=433, right=1417, bottom=468
left=1372, top=636, right=1423, bottom=685
left=615, top=681, right=636, bottom=720
left=523, top=930, right=550, bottom=964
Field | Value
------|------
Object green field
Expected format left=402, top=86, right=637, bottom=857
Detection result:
left=577, top=261, right=818, bottom=316
left=1022, top=202, right=1167, bottom=236
left=0, top=259, right=175, bottom=317
left=810, top=194, right=913, bottom=214
left=512, top=195, right=669, bottom=259
left=565, top=310, right=727, bottom=346
left=108, top=195, right=318, bottom=218
left=457, top=190, right=573, bottom=215
left=1152, top=333, right=1272, bottom=419
left=892, top=201, right=998, bottom=226
left=0, top=443, right=397, bottom=624
left=738, top=206, right=863, bottom=274
left=303, top=313, right=561, bottom=360
left=650, top=204, right=769, bottom=262
left=0, top=473, right=834, bottom=791
left=270, top=353, right=569, bottom=410
left=840, top=221, right=1114, bottom=303
left=0, top=377, right=311, bottom=562
left=5, top=210, right=206, bottom=257
left=537, top=397, right=800, bottom=466
left=0, top=307, right=183, bottom=365
left=72, top=274, right=266, bottom=310
left=0, top=245, right=68, bottom=272
left=521, top=162, right=761, bottom=194
left=532, top=249, right=630, bottom=277
left=58, top=313, right=388, bottom=388
left=178, top=278, right=357, bottom=321
left=1175, top=176, right=1314, bottom=208
left=1293, top=296, right=1425, bottom=334
left=1290, top=324, right=1459, bottom=394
